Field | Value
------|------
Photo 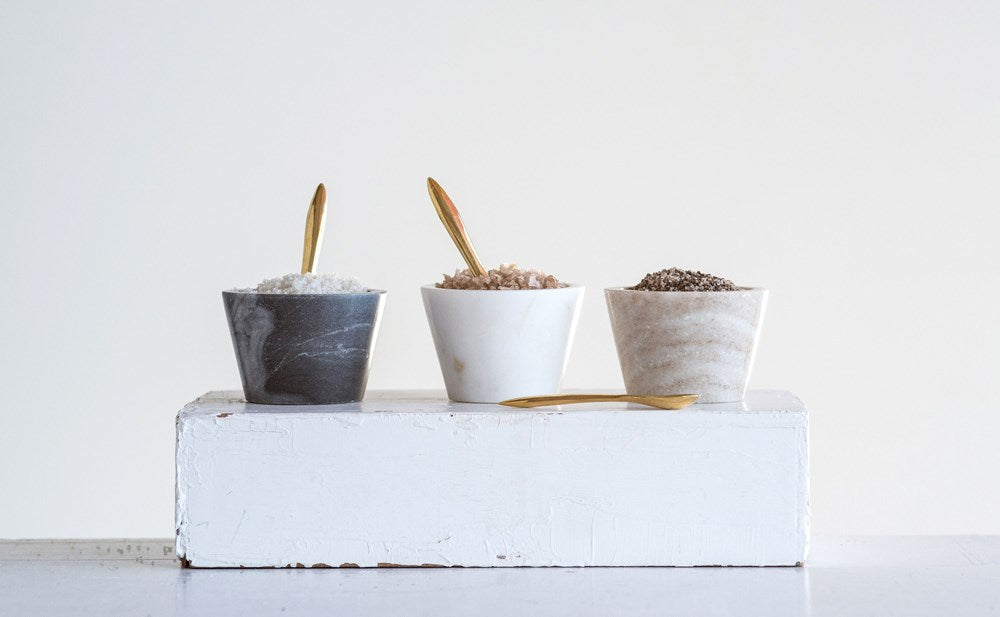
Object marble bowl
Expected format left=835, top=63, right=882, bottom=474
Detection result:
left=223, top=290, right=386, bottom=405
left=421, top=285, right=585, bottom=403
left=605, top=287, right=767, bottom=403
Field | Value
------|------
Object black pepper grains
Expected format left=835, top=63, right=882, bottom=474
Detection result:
left=628, top=267, right=739, bottom=292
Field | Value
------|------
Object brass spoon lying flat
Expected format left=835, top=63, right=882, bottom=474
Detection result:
left=427, top=177, right=487, bottom=276
left=500, top=393, right=699, bottom=410
left=301, top=183, right=327, bottom=274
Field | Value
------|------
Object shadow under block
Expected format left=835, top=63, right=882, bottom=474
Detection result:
left=176, top=390, right=809, bottom=568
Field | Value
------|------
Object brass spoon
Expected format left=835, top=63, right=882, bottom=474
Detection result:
left=427, top=177, right=487, bottom=276
left=301, top=183, right=327, bottom=274
left=500, top=393, right=699, bottom=410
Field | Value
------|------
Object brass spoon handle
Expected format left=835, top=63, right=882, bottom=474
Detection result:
left=301, top=183, right=327, bottom=274
left=499, top=393, right=699, bottom=410
left=427, top=177, right=487, bottom=276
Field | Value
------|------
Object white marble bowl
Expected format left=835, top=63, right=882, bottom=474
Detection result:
left=421, top=285, right=585, bottom=403
left=605, top=287, right=767, bottom=403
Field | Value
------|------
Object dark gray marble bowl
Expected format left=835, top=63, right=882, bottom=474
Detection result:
left=222, top=290, right=386, bottom=405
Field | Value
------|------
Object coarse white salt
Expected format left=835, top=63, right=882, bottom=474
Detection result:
left=247, top=273, right=368, bottom=294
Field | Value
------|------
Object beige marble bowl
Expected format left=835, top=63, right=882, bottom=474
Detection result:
left=605, top=287, right=767, bottom=403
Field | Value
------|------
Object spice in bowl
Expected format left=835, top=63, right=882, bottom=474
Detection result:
left=249, top=272, right=368, bottom=294
left=437, top=263, right=566, bottom=290
left=628, top=267, right=739, bottom=292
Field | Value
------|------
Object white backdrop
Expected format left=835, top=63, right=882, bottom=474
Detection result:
left=1, top=0, right=998, bottom=538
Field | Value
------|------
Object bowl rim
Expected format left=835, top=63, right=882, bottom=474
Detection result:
left=223, top=288, right=387, bottom=296
left=604, top=286, right=766, bottom=293
left=420, top=283, right=584, bottom=292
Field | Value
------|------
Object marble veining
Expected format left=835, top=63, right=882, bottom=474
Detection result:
left=605, top=288, right=767, bottom=403
left=222, top=291, right=385, bottom=405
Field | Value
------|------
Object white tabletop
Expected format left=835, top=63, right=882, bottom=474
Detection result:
left=180, top=389, right=806, bottom=418
left=1, top=536, right=997, bottom=616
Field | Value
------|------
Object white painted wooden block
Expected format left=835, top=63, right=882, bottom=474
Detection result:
left=176, top=390, right=809, bottom=568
